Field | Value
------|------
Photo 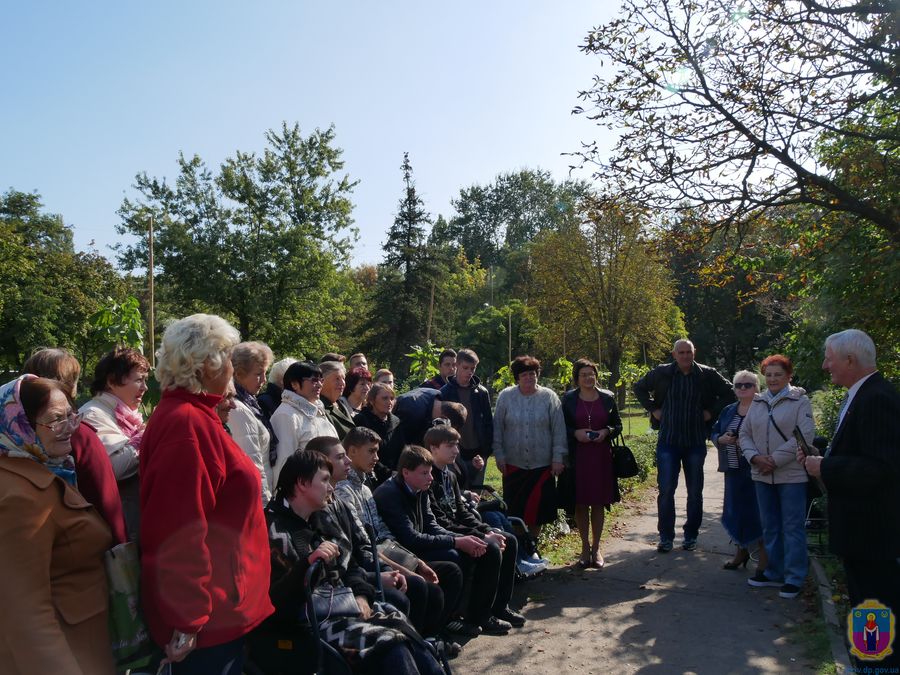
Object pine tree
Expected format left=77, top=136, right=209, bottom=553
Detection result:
left=364, top=153, right=435, bottom=373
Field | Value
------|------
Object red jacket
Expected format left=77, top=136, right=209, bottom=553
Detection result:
left=71, top=422, right=128, bottom=544
left=140, top=388, right=273, bottom=648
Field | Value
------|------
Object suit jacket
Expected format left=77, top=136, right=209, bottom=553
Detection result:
left=0, top=457, right=115, bottom=675
left=373, top=475, right=456, bottom=555
left=821, top=372, right=900, bottom=559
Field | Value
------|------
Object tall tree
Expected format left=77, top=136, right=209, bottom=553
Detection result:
left=530, top=200, right=681, bottom=402
left=115, top=123, right=358, bottom=356
left=363, top=153, right=436, bottom=372
left=575, top=0, right=900, bottom=240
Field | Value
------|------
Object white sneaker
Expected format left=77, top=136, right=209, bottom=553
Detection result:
left=517, top=559, right=547, bottom=577
left=529, top=552, right=551, bottom=566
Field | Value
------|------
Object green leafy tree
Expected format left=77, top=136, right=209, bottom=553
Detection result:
left=115, top=123, right=358, bottom=356
left=0, top=190, right=128, bottom=370
left=89, top=296, right=144, bottom=351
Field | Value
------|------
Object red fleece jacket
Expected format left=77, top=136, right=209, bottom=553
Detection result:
left=139, top=388, right=273, bottom=648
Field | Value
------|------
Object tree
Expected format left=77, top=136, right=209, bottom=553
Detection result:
left=363, top=153, right=436, bottom=372
left=575, top=0, right=900, bottom=240
left=437, top=170, right=591, bottom=300
left=530, top=200, right=681, bottom=403
left=0, top=190, right=128, bottom=371
left=115, top=123, right=358, bottom=356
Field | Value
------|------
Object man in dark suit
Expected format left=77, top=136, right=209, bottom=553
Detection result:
left=800, top=329, right=899, bottom=669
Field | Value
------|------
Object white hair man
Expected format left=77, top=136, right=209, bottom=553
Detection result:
left=799, top=329, right=899, bottom=669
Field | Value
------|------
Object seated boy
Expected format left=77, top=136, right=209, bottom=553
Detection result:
left=424, top=423, right=524, bottom=631
left=374, top=445, right=514, bottom=637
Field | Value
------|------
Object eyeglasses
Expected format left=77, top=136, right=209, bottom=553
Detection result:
left=303, top=376, right=324, bottom=383
left=734, top=382, right=756, bottom=389
left=36, top=409, right=83, bottom=437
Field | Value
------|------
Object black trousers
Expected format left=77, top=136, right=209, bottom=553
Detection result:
left=426, top=535, right=517, bottom=624
left=843, top=557, right=900, bottom=668
left=424, top=560, right=463, bottom=631
left=401, top=573, right=445, bottom=638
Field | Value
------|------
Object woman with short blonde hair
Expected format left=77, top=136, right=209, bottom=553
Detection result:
left=140, top=315, right=273, bottom=671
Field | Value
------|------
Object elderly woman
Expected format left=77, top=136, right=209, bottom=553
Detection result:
left=711, top=370, right=767, bottom=573
left=319, top=360, right=355, bottom=439
left=140, top=314, right=273, bottom=673
left=80, top=346, right=150, bottom=541
left=0, top=375, right=115, bottom=673
left=258, top=357, right=298, bottom=422
left=493, top=356, right=567, bottom=537
left=561, top=358, right=622, bottom=569
left=23, top=348, right=127, bottom=543
left=230, top=341, right=275, bottom=504
left=740, top=355, right=815, bottom=600
left=354, top=382, right=406, bottom=480
left=341, top=365, right=373, bottom=415
left=270, top=361, right=338, bottom=487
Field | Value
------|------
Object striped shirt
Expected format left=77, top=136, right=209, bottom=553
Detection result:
left=660, top=366, right=706, bottom=448
left=724, top=413, right=745, bottom=469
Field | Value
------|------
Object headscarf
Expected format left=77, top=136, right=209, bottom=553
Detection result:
left=0, top=375, right=77, bottom=486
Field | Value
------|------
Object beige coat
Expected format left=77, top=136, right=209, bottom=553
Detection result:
left=0, top=457, right=115, bottom=675
left=740, top=386, right=815, bottom=484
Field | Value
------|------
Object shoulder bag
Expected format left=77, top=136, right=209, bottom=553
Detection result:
left=310, top=583, right=361, bottom=622
left=611, top=435, right=639, bottom=479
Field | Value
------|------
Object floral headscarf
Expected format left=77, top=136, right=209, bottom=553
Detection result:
left=0, top=375, right=77, bottom=486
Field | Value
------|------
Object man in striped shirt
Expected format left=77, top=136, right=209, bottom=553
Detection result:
left=634, top=339, right=734, bottom=553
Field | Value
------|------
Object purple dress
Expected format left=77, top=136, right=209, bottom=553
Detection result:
left=574, top=398, right=614, bottom=506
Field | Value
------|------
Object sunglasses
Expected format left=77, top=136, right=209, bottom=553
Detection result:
left=734, top=382, right=756, bottom=389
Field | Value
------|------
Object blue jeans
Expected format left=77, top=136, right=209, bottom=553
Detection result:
left=754, top=481, right=808, bottom=587
left=656, top=442, right=707, bottom=543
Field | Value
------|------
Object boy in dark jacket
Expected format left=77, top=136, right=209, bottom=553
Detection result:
left=425, top=424, right=524, bottom=631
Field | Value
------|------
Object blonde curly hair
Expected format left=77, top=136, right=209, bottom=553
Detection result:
left=156, top=314, right=240, bottom=393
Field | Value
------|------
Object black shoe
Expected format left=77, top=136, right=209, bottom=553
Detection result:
left=480, top=615, right=512, bottom=635
left=445, top=619, right=481, bottom=638
left=747, top=572, right=783, bottom=588
left=494, top=607, right=526, bottom=627
left=682, top=538, right=697, bottom=551
left=657, top=540, right=673, bottom=553
left=435, top=634, right=463, bottom=659
left=779, top=583, right=801, bottom=599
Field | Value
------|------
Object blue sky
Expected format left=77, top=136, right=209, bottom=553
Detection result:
left=1, top=1, right=617, bottom=265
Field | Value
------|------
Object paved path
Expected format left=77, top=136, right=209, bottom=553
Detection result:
left=460, top=451, right=818, bottom=674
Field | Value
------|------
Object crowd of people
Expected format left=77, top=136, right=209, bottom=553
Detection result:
left=0, top=316, right=896, bottom=673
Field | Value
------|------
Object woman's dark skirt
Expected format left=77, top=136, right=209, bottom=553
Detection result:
left=502, top=464, right=558, bottom=527
left=722, top=457, right=763, bottom=548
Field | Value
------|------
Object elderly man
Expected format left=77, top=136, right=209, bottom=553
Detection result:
left=800, top=329, right=899, bottom=669
left=634, top=339, right=734, bottom=552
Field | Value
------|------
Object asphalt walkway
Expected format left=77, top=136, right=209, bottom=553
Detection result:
left=460, top=450, right=818, bottom=674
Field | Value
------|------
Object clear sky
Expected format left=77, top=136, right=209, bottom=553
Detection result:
left=1, top=1, right=617, bottom=265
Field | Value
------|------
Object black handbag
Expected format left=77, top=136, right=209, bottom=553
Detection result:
left=310, top=583, right=361, bottom=622
left=611, top=436, right=639, bottom=479
left=377, top=540, right=419, bottom=571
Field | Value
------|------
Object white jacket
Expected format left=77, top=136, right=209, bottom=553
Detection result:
left=740, top=385, right=815, bottom=484
left=270, top=389, right=337, bottom=487
left=79, top=392, right=142, bottom=481
left=229, top=399, right=272, bottom=505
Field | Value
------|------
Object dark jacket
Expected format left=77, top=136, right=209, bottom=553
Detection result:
left=373, top=475, right=456, bottom=556
left=353, top=408, right=407, bottom=472
left=560, top=387, right=622, bottom=462
left=820, top=373, right=900, bottom=559
left=322, top=395, right=355, bottom=441
left=419, top=375, right=448, bottom=390
left=428, top=465, right=492, bottom=538
left=257, top=382, right=283, bottom=423
left=394, top=387, right=442, bottom=446
left=440, top=375, right=493, bottom=460
left=633, top=361, right=734, bottom=432
left=264, top=497, right=375, bottom=628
